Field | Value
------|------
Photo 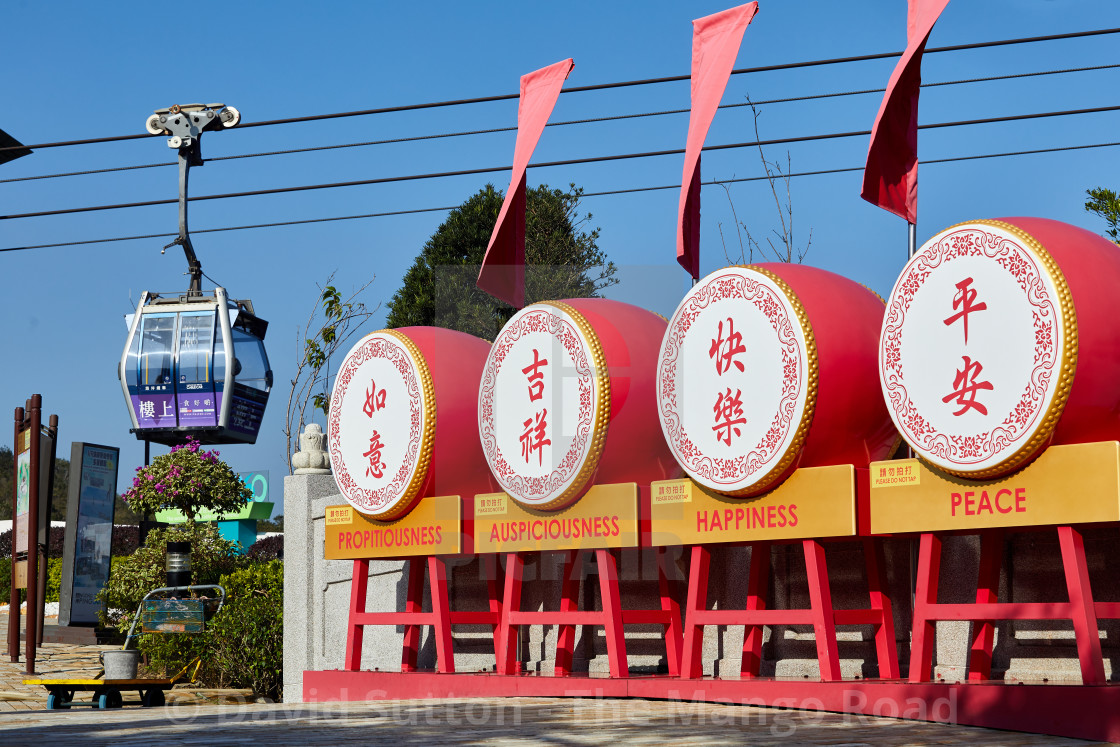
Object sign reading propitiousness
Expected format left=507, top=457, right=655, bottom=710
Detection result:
left=324, top=494, right=462, bottom=559
left=657, top=266, right=816, bottom=497
left=328, top=331, right=435, bottom=520
left=478, top=302, right=609, bottom=511
left=879, top=220, right=1075, bottom=479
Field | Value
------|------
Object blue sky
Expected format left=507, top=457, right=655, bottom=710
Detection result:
left=2, top=0, right=1117, bottom=518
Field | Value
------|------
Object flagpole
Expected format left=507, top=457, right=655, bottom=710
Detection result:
left=908, top=221, right=917, bottom=259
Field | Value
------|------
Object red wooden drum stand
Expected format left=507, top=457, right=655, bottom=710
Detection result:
left=680, top=537, right=898, bottom=682
left=344, top=554, right=504, bottom=675
left=907, top=525, right=1111, bottom=685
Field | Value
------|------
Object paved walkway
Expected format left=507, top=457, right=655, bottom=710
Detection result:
left=0, top=697, right=1108, bottom=745
left=0, top=615, right=1109, bottom=743
left=0, top=614, right=111, bottom=712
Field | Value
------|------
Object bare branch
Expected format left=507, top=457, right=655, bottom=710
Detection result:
left=284, top=273, right=378, bottom=474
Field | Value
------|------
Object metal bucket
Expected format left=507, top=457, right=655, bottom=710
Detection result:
left=102, top=649, right=140, bottom=680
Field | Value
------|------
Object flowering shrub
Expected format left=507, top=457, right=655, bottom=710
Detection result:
left=122, top=437, right=250, bottom=522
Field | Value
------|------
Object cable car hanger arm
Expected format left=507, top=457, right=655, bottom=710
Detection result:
left=144, top=104, right=241, bottom=296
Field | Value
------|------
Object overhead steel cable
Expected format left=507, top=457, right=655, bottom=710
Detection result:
left=5, top=62, right=1116, bottom=185
left=3, top=139, right=1117, bottom=253
left=3, top=104, right=1117, bottom=222
left=2, top=26, right=1117, bottom=154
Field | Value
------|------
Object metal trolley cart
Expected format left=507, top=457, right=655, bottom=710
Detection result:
left=26, top=584, right=225, bottom=709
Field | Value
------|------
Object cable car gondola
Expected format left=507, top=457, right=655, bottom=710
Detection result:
left=118, top=104, right=272, bottom=446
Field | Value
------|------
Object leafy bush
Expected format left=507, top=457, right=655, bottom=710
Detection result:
left=207, top=561, right=284, bottom=700
left=0, top=527, right=66, bottom=558
left=97, top=523, right=246, bottom=630
left=248, top=534, right=283, bottom=561
left=0, top=557, right=63, bottom=605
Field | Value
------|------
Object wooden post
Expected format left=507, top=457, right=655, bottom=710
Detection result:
left=680, top=545, right=710, bottom=679
left=344, top=559, right=369, bottom=671
left=24, top=394, right=41, bottom=675
left=8, top=406, right=22, bottom=663
left=400, top=558, right=426, bottom=673
left=803, top=539, right=841, bottom=681
left=967, top=529, right=1004, bottom=682
left=1058, top=525, right=1106, bottom=685
left=741, top=541, right=771, bottom=678
left=427, top=556, right=454, bottom=674
left=909, top=532, right=942, bottom=683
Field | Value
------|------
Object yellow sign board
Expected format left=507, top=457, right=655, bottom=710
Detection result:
left=648, top=465, right=858, bottom=547
left=871, top=459, right=920, bottom=488
left=473, top=483, right=639, bottom=554
left=324, top=494, right=461, bottom=559
left=13, top=560, right=27, bottom=590
left=868, top=441, right=1120, bottom=534
left=325, top=506, right=353, bottom=525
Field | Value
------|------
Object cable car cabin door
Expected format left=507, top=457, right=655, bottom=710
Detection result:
left=123, top=308, right=221, bottom=433
left=176, top=310, right=222, bottom=429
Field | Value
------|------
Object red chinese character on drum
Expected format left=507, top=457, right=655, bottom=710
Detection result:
left=657, top=267, right=816, bottom=496
left=328, top=331, right=433, bottom=518
left=879, top=220, right=1076, bottom=478
left=479, top=302, right=609, bottom=510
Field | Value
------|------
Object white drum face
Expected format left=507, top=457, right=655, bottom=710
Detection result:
left=880, top=221, right=1071, bottom=476
left=479, top=303, right=607, bottom=509
left=329, top=331, right=432, bottom=517
left=657, top=267, right=814, bottom=495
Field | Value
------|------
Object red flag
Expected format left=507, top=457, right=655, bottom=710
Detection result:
left=860, top=0, right=951, bottom=223
left=677, top=3, right=759, bottom=279
left=477, top=58, right=574, bottom=308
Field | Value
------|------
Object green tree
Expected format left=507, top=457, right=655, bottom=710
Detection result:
left=1086, top=187, right=1120, bottom=245
left=385, top=183, right=618, bottom=341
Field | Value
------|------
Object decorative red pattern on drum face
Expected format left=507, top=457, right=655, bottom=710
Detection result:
left=657, top=267, right=808, bottom=493
left=479, top=298, right=679, bottom=509
left=479, top=305, right=598, bottom=507
left=329, top=327, right=495, bottom=519
left=876, top=218, right=1120, bottom=477
left=329, top=333, right=426, bottom=516
left=658, top=265, right=894, bottom=497
left=396, top=327, right=498, bottom=502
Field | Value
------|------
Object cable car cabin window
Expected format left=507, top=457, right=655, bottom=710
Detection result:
left=134, top=314, right=177, bottom=428
left=176, top=311, right=218, bottom=428
left=232, top=328, right=270, bottom=391
left=227, top=326, right=271, bottom=439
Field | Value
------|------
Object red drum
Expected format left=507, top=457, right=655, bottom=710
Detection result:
left=328, top=327, right=497, bottom=519
left=880, top=217, right=1120, bottom=478
left=478, top=298, right=680, bottom=511
left=658, top=264, right=897, bottom=497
